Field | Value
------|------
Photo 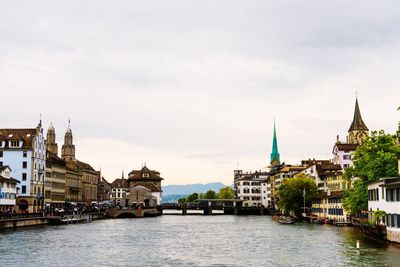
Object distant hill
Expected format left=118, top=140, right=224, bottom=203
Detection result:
left=162, top=182, right=227, bottom=196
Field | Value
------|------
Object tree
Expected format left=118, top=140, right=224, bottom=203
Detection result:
left=372, top=210, right=386, bottom=225
left=203, top=190, right=217, bottom=199
left=342, top=179, right=368, bottom=215
left=218, top=187, right=234, bottom=199
left=178, top=197, right=187, bottom=203
left=343, top=130, right=400, bottom=215
left=345, top=130, right=400, bottom=182
left=186, top=193, right=199, bottom=202
left=276, top=174, right=317, bottom=213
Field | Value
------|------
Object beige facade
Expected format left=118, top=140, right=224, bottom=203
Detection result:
left=65, top=166, right=82, bottom=203
left=44, top=152, right=66, bottom=208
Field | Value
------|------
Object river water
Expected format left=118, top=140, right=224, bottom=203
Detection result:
left=1, top=215, right=400, bottom=266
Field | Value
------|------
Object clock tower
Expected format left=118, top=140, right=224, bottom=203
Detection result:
left=348, top=97, right=369, bottom=145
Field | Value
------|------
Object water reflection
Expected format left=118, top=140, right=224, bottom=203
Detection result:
left=1, top=216, right=400, bottom=266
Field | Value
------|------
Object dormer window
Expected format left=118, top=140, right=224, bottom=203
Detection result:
left=10, top=141, right=20, bottom=148
left=142, top=173, right=149, bottom=178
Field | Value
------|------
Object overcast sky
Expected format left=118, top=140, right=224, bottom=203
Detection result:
left=1, top=1, right=399, bottom=185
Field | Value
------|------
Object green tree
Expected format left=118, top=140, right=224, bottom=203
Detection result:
left=342, top=179, right=368, bottom=215
left=276, top=173, right=317, bottom=213
left=343, top=130, right=400, bottom=215
left=345, top=130, right=400, bottom=182
left=203, top=190, right=217, bottom=199
left=178, top=197, right=187, bottom=203
left=218, top=187, right=234, bottom=199
left=372, top=210, right=386, bottom=225
left=186, top=193, right=199, bottom=202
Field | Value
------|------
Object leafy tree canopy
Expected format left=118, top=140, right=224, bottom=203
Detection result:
left=218, top=187, right=234, bottom=199
left=202, top=190, right=217, bottom=199
left=276, top=173, right=317, bottom=213
left=342, top=179, right=368, bottom=215
left=345, top=130, right=400, bottom=183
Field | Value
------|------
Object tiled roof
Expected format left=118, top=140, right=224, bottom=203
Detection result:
left=111, top=178, right=129, bottom=189
left=316, top=164, right=342, bottom=176
left=0, top=165, right=11, bottom=171
left=334, top=143, right=358, bottom=151
left=0, top=128, right=37, bottom=149
left=46, top=152, right=66, bottom=166
left=128, top=166, right=163, bottom=180
left=0, top=175, right=20, bottom=183
left=130, top=182, right=162, bottom=192
left=65, top=159, right=96, bottom=172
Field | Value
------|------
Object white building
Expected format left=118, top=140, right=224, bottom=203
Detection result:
left=0, top=121, right=46, bottom=212
left=0, top=166, right=19, bottom=211
left=234, top=170, right=262, bottom=207
left=368, top=172, right=400, bottom=244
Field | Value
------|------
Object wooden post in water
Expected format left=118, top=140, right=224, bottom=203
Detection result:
left=356, top=240, right=360, bottom=250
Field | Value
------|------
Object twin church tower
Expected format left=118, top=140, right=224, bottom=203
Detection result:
left=46, top=121, right=75, bottom=162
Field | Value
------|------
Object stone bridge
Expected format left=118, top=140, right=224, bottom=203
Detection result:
left=107, top=208, right=145, bottom=218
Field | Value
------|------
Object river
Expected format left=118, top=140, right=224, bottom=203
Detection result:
left=1, top=215, right=400, bottom=266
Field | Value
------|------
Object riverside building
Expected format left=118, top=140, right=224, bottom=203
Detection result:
left=368, top=160, right=400, bottom=244
left=44, top=124, right=66, bottom=209
left=0, top=166, right=19, bottom=211
left=0, top=121, right=46, bottom=212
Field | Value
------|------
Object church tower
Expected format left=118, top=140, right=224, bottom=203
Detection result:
left=61, top=120, right=76, bottom=162
left=348, top=97, right=369, bottom=145
left=46, top=123, right=58, bottom=155
left=270, top=121, right=281, bottom=166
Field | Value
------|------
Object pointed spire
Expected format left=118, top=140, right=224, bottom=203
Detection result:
left=270, top=120, right=280, bottom=166
left=122, top=168, right=124, bottom=179
left=348, top=97, right=368, bottom=132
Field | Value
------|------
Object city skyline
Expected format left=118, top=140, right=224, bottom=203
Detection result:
left=1, top=1, right=400, bottom=185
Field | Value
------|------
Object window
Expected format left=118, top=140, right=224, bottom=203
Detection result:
left=23, top=151, right=27, bottom=157
left=142, top=173, right=149, bottom=178
left=22, top=186, right=26, bottom=194
left=0, top=151, right=3, bottom=157
left=343, top=164, right=350, bottom=168
left=10, top=141, right=19, bottom=147
left=0, top=161, right=2, bottom=166
left=22, top=173, right=27, bottom=181
left=22, top=161, right=27, bottom=169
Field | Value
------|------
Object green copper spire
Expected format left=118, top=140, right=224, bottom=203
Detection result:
left=270, top=121, right=280, bottom=166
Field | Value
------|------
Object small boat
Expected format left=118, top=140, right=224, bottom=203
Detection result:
left=278, top=216, right=295, bottom=225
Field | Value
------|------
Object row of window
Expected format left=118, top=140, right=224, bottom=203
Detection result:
left=328, top=198, right=342, bottom=204
left=242, top=182, right=261, bottom=186
left=0, top=182, right=16, bottom=189
left=386, top=214, right=400, bottom=228
left=242, top=197, right=261, bottom=201
left=0, top=151, right=29, bottom=157
left=242, top=188, right=261, bottom=194
left=0, top=192, right=16, bottom=199
left=386, top=188, right=400, bottom=202
left=368, top=188, right=379, bottom=201
left=312, top=208, right=324, bottom=213
left=328, top=208, right=344, bottom=216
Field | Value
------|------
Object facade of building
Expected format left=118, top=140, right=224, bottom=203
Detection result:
left=110, top=178, right=129, bottom=206
left=368, top=166, right=400, bottom=244
left=44, top=152, right=66, bottom=209
left=127, top=166, right=163, bottom=205
left=233, top=171, right=262, bottom=207
left=44, top=124, right=66, bottom=209
left=124, top=185, right=157, bottom=207
left=65, top=165, right=82, bottom=203
left=0, top=122, right=46, bottom=212
left=98, top=176, right=111, bottom=202
left=0, top=166, right=19, bottom=211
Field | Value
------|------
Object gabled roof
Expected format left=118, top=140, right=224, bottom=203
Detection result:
left=0, top=128, right=37, bottom=149
left=66, top=159, right=96, bottom=172
left=130, top=182, right=162, bottom=192
left=0, top=175, right=20, bottom=183
left=128, top=166, right=163, bottom=180
left=0, top=165, right=11, bottom=171
left=349, top=98, right=368, bottom=132
left=111, top=178, right=129, bottom=189
left=334, top=143, right=358, bottom=152
left=316, top=164, right=342, bottom=177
